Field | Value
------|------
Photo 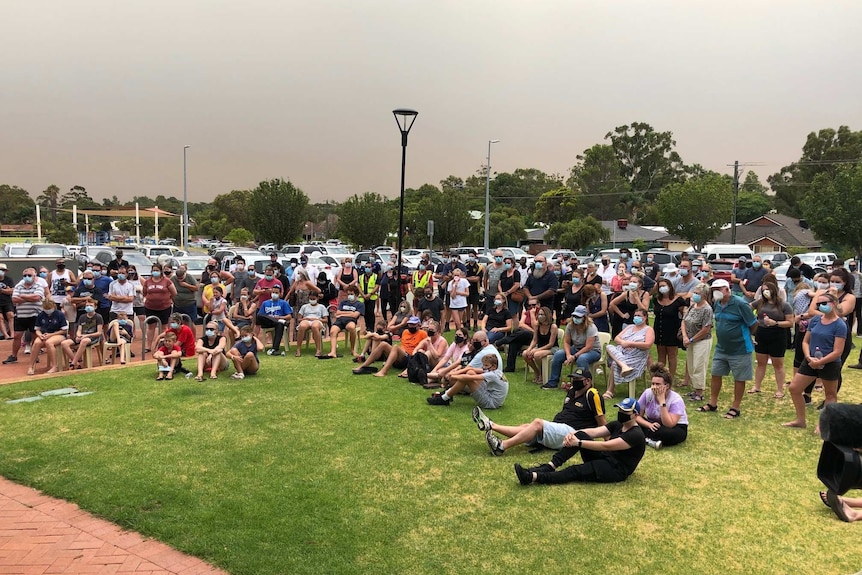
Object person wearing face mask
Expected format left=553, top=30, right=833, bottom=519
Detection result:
left=47, top=258, right=77, bottom=311
left=387, top=299, right=413, bottom=337
left=698, top=279, right=756, bottom=419
left=0, top=263, right=15, bottom=340
left=356, top=263, right=380, bottom=332
left=106, top=265, right=135, bottom=323
left=88, top=264, right=112, bottom=322
left=740, top=255, right=768, bottom=302
left=447, top=269, right=471, bottom=332
left=352, top=315, right=426, bottom=377
left=427, top=350, right=508, bottom=407
left=252, top=265, right=284, bottom=303
left=106, top=249, right=129, bottom=278
left=680, top=283, right=713, bottom=402
left=70, top=270, right=104, bottom=323
left=171, top=264, right=200, bottom=324
left=522, top=306, right=558, bottom=384
left=325, top=285, right=365, bottom=359
left=603, top=309, right=655, bottom=399
left=104, top=310, right=134, bottom=365
left=609, top=275, right=650, bottom=339
left=336, top=258, right=358, bottom=304
left=651, top=278, right=686, bottom=384
left=498, top=257, right=523, bottom=319
left=60, top=299, right=102, bottom=369
left=848, top=260, right=862, bottom=337
left=483, top=250, right=507, bottom=309
left=464, top=250, right=484, bottom=331
left=410, top=320, right=449, bottom=369
left=818, top=269, right=856, bottom=380
left=27, top=298, right=68, bottom=375
left=416, top=286, right=444, bottom=323
left=255, top=286, right=293, bottom=356
left=482, top=293, right=513, bottom=346
left=545, top=306, right=602, bottom=389
left=143, top=264, right=178, bottom=350
left=227, top=326, right=263, bottom=379
left=157, top=312, right=197, bottom=362
left=208, top=285, right=239, bottom=339
left=296, top=293, right=328, bottom=357
left=480, top=367, right=606, bottom=455
left=671, top=260, right=698, bottom=298
left=635, top=364, right=689, bottom=449
left=229, top=257, right=255, bottom=303
left=643, top=254, right=661, bottom=281
left=425, top=328, right=471, bottom=387
left=3, top=268, right=45, bottom=365
left=562, top=269, right=585, bottom=319
left=354, top=319, right=393, bottom=369
left=748, top=280, right=794, bottom=397
left=513, top=397, right=646, bottom=486
left=784, top=292, right=847, bottom=428
left=523, top=256, right=559, bottom=318
left=597, top=256, right=615, bottom=295
left=194, top=322, right=229, bottom=381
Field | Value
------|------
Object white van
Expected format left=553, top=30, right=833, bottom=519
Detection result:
left=703, top=244, right=754, bottom=262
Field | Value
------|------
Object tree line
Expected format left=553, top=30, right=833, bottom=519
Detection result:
left=1, top=123, right=859, bottom=253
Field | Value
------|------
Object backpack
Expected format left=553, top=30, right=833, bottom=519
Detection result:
left=407, top=352, right=432, bottom=385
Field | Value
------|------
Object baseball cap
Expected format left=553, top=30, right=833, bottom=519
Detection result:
left=614, top=397, right=641, bottom=414
left=407, top=315, right=421, bottom=324
left=572, top=305, right=588, bottom=318
left=570, top=367, right=592, bottom=380
left=0, top=263, right=7, bottom=270
left=712, top=279, right=730, bottom=289
left=738, top=256, right=747, bottom=262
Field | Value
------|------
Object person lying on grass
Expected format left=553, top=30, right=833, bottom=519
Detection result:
left=479, top=367, right=606, bottom=456
left=427, top=352, right=508, bottom=408
left=154, top=331, right=182, bottom=380
left=227, top=325, right=263, bottom=380
left=635, top=363, right=689, bottom=449
left=513, top=397, right=646, bottom=486
left=195, top=321, right=229, bottom=381
left=104, top=310, right=134, bottom=365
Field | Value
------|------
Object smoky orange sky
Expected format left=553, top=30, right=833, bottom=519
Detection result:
left=2, top=1, right=860, bottom=206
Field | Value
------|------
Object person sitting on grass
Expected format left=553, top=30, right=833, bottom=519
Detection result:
left=513, top=397, right=646, bottom=486
left=355, top=319, right=393, bottom=367
left=822, top=488, right=862, bottom=523
left=256, top=285, right=293, bottom=356
left=635, top=363, right=689, bottom=449
left=195, top=320, right=229, bottom=381
left=410, top=320, right=449, bottom=367
left=227, top=325, right=263, bottom=380
left=105, top=310, right=134, bottom=364
left=158, top=312, right=196, bottom=360
left=424, top=327, right=471, bottom=388
left=27, top=298, right=68, bottom=375
left=352, top=315, right=428, bottom=377
left=325, top=285, right=364, bottom=359
left=295, top=293, right=328, bottom=357
left=479, top=367, right=606, bottom=456
left=61, top=299, right=102, bottom=369
left=427, top=352, right=508, bottom=408
left=154, top=331, right=182, bottom=380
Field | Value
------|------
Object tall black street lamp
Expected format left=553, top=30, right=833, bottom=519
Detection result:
left=392, top=108, right=418, bottom=308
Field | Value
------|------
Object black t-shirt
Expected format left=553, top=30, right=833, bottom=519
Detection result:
left=107, top=258, right=130, bottom=274
left=604, top=421, right=646, bottom=477
left=525, top=270, right=559, bottom=302
left=465, top=262, right=482, bottom=296
left=484, top=306, right=512, bottom=330
left=554, top=387, right=605, bottom=429
left=0, top=273, right=16, bottom=305
left=416, top=296, right=445, bottom=322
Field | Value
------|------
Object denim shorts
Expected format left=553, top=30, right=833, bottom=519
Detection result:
left=711, top=350, right=753, bottom=381
left=532, top=420, right=575, bottom=450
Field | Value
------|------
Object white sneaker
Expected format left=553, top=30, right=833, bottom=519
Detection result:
left=231, top=372, right=245, bottom=380
left=646, top=438, right=662, bottom=450
left=24, top=345, right=31, bottom=355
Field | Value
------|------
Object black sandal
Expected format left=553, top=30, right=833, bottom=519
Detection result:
left=723, top=408, right=741, bottom=419
left=697, top=403, right=718, bottom=412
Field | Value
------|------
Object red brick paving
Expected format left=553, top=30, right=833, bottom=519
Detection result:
left=0, top=477, right=228, bottom=574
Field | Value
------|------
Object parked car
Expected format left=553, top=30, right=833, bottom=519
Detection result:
left=158, top=238, right=177, bottom=245
left=535, top=249, right=577, bottom=265
left=27, top=244, right=72, bottom=258
left=758, top=251, right=789, bottom=265
left=78, top=247, right=153, bottom=277
left=2, top=243, right=31, bottom=257
left=497, top=246, right=533, bottom=264
left=703, top=244, right=754, bottom=262
left=709, top=258, right=738, bottom=283
left=137, top=245, right=183, bottom=264
left=797, top=252, right=837, bottom=267
left=642, top=250, right=683, bottom=266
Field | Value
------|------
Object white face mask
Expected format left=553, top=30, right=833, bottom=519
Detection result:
left=712, top=290, right=724, bottom=302
left=816, top=281, right=829, bottom=290
left=658, top=286, right=669, bottom=295
left=762, top=289, right=771, bottom=299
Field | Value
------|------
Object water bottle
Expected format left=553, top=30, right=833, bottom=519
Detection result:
left=814, top=347, right=823, bottom=360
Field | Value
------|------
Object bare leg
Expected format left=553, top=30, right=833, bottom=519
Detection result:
left=772, top=358, right=786, bottom=397
left=785, top=373, right=815, bottom=427
left=373, top=346, right=405, bottom=377
left=708, top=374, right=723, bottom=407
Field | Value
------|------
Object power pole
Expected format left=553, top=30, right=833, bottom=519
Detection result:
left=731, top=160, right=739, bottom=244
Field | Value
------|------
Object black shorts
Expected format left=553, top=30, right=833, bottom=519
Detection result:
left=798, top=359, right=842, bottom=381
left=393, top=354, right=410, bottom=370
left=98, top=308, right=111, bottom=325
left=13, top=316, right=36, bottom=333
left=334, top=318, right=355, bottom=331
left=145, top=307, right=172, bottom=326
left=754, top=328, right=787, bottom=358
left=133, top=306, right=145, bottom=317
left=467, top=291, right=480, bottom=305
left=0, top=302, right=13, bottom=315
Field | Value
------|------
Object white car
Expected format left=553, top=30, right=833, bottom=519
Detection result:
left=498, top=246, right=533, bottom=265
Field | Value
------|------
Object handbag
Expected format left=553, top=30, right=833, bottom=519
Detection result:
left=510, top=289, right=525, bottom=303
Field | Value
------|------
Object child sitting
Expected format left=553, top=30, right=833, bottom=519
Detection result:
left=105, top=310, right=135, bottom=365
left=154, top=331, right=182, bottom=380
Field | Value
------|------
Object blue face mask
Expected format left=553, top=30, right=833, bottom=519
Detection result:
left=211, top=277, right=219, bottom=284
left=205, top=329, right=216, bottom=337
left=118, top=319, right=126, bottom=325
left=818, top=303, right=833, bottom=314
left=572, top=317, right=584, bottom=325
left=84, top=305, right=95, bottom=313
left=170, top=322, right=179, bottom=329
left=495, top=257, right=503, bottom=264
left=365, top=268, right=372, bottom=273
left=752, top=262, right=762, bottom=269
left=504, top=263, right=511, bottom=270
left=692, top=294, right=702, bottom=304
left=679, top=269, right=689, bottom=277
left=93, top=270, right=101, bottom=277
left=553, top=270, right=561, bottom=276
left=632, top=316, right=644, bottom=326
left=572, top=277, right=581, bottom=284
left=418, top=265, right=425, bottom=271
left=83, top=279, right=93, bottom=287
left=117, top=274, right=126, bottom=281
left=39, top=272, right=47, bottom=279
left=151, top=271, right=161, bottom=278
left=534, top=262, right=543, bottom=270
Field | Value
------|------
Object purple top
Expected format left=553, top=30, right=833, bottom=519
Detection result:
left=637, top=388, right=689, bottom=426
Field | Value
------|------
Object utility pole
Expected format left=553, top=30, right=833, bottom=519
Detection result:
left=731, top=160, right=739, bottom=244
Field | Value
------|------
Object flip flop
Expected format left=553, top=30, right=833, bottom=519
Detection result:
left=746, top=388, right=762, bottom=394
left=602, top=391, right=614, bottom=400
left=195, top=376, right=204, bottom=382
left=827, top=490, right=851, bottom=522
left=819, top=491, right=830, bottom=508
left=773, top=392, right=785, bottom=399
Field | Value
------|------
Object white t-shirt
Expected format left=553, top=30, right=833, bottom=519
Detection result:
left=298, top=303, right=327, bottom=320
left=449, top=278, right=469, bottom=309
left=109, top=279, right=135, bottom=314
left=469, top=344, right=503, bottom=370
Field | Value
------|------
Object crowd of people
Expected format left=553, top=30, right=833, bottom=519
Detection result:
left=2, top=246, right=860, bottom=493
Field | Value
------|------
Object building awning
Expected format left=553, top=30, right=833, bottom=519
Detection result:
left=57, top=207, right=179, bottom=218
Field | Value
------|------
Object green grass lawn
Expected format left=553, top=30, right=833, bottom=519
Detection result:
left=0, top=343, right=860, bottom=575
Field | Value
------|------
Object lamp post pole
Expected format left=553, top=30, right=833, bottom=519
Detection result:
left=483, top=139, right=500, bottom=253
left=183, top=145, right=190, bottom=249
left=392, top=109, right=419, bottom=309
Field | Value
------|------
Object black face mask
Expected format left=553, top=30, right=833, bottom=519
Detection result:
left=376, top=328, right=385, bottom=335
left=569, top=379, right=586, bottom=392
left=471, top=341, right=482, bottom=351
left=407, top=326, right=418, bottom=333
left=617, top=411, right=633, bottom=423
left=57, top=264, right=65, bottom=270
left=454, top=335, right=465, bottom=344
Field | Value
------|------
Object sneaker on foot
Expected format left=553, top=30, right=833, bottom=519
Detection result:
left=514, top=463, right=533, bottom=486
left=427, top=394, right=451, bottom=406
left=231, top=372, right=245, bottom=379
left=2, top=355, right=17, bottom=364
left=485, top=430, right=504, bottom=456
left=266, top=349, right=277, bottom=356
left=472, top=406, right=492, bottom=431
left=526, top=463, right=555, bottom=474
left=541, top=382, right=558, bottom=390
left=646, top=438, right=663, bottom=450
left=24, top=345, right=31, bottom=355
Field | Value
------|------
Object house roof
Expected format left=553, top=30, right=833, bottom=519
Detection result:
left=600, top=221, right=666, bottom=243
left=714, top=213, right=820, bottom=248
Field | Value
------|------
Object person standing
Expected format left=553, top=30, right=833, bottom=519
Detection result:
left=47, top=258, right=76, bottom=311
left=739, top=255, right=768, bottom=302
left=523, top=255, right=559, bottom=320
left=680, top=283, right=713, bottom=402
left=698, top=279, right=756, bottom=419
left=171, top=264, right=200, bottom=324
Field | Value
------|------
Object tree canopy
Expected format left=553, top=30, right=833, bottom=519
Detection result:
left=800, top=164, right=862, bottom=256
left=249, top=179, right=309, bottom=247
left=657, top=174, right=733, bottom=251
left=337, top=192, right=393, bottom=249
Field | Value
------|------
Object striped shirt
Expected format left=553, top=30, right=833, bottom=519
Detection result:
left=12, top=281, right=45, bottom=319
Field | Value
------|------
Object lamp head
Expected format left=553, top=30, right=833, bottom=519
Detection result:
left=392, top=109, right=418, bottom=136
